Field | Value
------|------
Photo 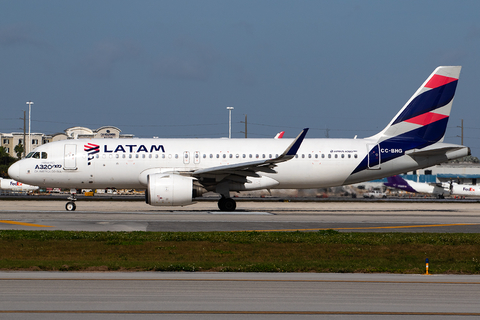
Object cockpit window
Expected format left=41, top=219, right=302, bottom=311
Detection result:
left=25, top=152, right=47, bottom=159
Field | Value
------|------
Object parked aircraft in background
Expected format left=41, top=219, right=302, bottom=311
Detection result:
left=385, top=175, right=480, bottom=198
left=384, top=175, right=449, bottom=198
left=0, top=177, right=38, bottom=192
left=8, top=66, right=470, bottom=211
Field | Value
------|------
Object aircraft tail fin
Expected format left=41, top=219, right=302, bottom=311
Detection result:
left=384, top=175, right=417, bottom=193
left=373, top=66, right=461, bottom=147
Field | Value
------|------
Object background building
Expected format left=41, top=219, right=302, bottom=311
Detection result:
left=0, top=126, right=133, bottom=158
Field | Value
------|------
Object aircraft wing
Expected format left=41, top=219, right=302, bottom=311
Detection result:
left=193, top=128, right=308, bottom=179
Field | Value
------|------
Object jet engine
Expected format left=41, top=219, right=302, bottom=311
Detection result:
left=145, top=174, right=206, bottom=206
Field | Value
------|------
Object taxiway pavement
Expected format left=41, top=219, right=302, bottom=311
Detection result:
left=1, top=200, right=480, bottom=232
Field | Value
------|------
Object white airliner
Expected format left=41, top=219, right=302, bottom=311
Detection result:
left=8, top=66, right=470, bottom=211
left=0, top=177, right=39, bottom=192
left=385, top=175, right=480, bottom=198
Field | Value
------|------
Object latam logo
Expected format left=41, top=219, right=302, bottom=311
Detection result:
left=104, top=144, right=165, bottom=153
left=84, top=143, right=100, bottom=165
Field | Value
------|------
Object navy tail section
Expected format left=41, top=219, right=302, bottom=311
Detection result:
left=352, top=66, right=461, bottom=174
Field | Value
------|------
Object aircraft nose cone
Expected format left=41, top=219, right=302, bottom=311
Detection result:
left=8, top=162, right=20, bottom=180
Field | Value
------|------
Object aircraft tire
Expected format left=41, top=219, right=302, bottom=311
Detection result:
left=66, top=201, right=76, bottom=211
left=217, top=198, right=226, bottom=211
left=223, top=198, right=236, bottom=211
left=217, top=198, right=236, bottom=211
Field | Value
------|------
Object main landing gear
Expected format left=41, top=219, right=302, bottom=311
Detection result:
left=65, top=193, right=77, bottom=211
left=218, top=196, right=236, bottom=211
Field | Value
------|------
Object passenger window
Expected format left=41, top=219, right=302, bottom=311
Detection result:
left=256, top=154, right=259, bottom=158
left=122, top=154, right=126, bottom=159
left=129, top=154, right=132, bottom=159
left=155, top=154, right=158, bottom=158
left=321, top=154, right=325, bottom=158
left=341, top=154, right=344, bottom=158
left=216, top=154, right=219, bottom=158
left=295, top=155, right=298, bottom=158
left=210, top=154, right=213, bottom=158
left=262, top=154, right=265, bottom=158
left=354, top=154, right=358, bottom=158
left=308, top=154, right=311, bottom=158
left=135, top=154, right=139, bottom=159
left=315, top=154, right=318, bottom=159
left=249, top=154, right=252, bottom=158
left=335, top=154, right=338, bottom=158
left=203, top=154, right=206, bottom=158
left=230, top=154, right=233, bottom=158
left=243, top=154, right=246, bottom=158
left=116, top=154, right=119, bottom=159
left=328, top=154, right=331, bottom=158
left=162, top=154, right=165, bottom=159
left=236, top=154, right=239, bottom=158
left=175, top=154, right=178, bottom=159
left=348, top=154, right=351, bottom=158
left=148, top=154, right=152, bottom=158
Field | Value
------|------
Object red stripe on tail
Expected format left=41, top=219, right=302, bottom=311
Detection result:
left=424, top=74, right=457, bottom=89
left=404, top=112, right=448, bottom=126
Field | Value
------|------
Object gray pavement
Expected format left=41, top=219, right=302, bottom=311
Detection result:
left=1, top=200, right=480, bottom=232
left=1, top=272, right=480, bottom=319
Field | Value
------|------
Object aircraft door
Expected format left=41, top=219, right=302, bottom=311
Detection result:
left=183, top=151, right=190, bottom=164
left=64, top=144, right=77, bottom=170
left=194, top=151, right=200, bottom=164
left=367, top=144, right=381, bottom=170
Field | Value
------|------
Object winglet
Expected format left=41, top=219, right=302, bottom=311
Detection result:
left=274, top=131, right=285, bottom=139
left=268, top=128, right=308, bottom=164
left=284, top=128, right=309, bottom=156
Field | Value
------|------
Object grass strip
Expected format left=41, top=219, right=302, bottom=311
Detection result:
left=1, top=230, right=480, bottom=273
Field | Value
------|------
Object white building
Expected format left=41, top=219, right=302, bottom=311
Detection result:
left=1, top=126, right=133, bottom=158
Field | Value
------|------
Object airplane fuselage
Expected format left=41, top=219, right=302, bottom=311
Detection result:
left=9, top=137, right=467, bottom=191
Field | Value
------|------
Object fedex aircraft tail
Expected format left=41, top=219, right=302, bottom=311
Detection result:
left=374, top=66, right=460, bottom=146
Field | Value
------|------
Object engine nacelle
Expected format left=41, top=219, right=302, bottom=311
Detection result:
left=145, top=174, right=205, bottom=206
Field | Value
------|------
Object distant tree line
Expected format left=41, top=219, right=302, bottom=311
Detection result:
left=0, top=146, right=18, bottom=178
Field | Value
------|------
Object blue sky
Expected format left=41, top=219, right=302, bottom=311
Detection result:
left=1, top=1, right=480, bottom=155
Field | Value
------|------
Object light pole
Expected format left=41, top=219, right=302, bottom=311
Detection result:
left=26, top=101, right=34, bottom=154
left=226, top=106, right=234, bottom=139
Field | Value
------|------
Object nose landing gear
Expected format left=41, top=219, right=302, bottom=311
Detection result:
left=65, top=193, right=77, bottom=211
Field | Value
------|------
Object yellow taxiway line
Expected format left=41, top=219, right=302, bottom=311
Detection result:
left=0, top=220, right=53, bottom=228
left=246, top=223, right=479, bottom=232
